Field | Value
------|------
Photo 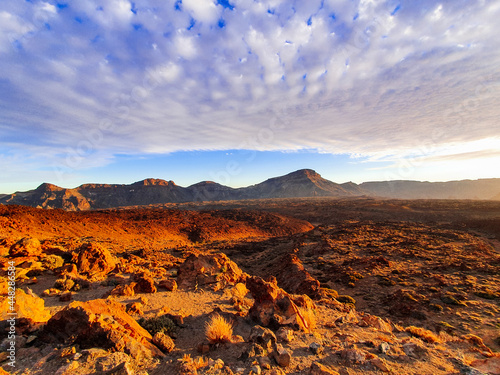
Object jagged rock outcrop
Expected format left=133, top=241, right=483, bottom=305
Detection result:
left=74, top=242, right=117, bottom=280
left=177, top=253, right=245, bottom=291
left=39, top=298, right=164, bottom=359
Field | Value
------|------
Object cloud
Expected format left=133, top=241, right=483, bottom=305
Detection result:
left=0, top=0, right=499, bottom=182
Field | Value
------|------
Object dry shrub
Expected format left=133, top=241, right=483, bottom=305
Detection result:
left=405, top=326, right=441, bottom=343
left=205, top=314, right=233, bottom=344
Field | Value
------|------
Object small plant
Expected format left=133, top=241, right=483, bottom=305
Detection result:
left=337, top=295, right=356, bottom=305
left=405, top=326, right=441, bottom=343
left=138, top=315, right=176, bottom=337
left=205, top=314, right=233, bottom=344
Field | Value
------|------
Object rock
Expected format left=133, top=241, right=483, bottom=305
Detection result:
left=470, top=357, right=500, bottom=375
left=309, top=342, right=323, bottom=355
left=310, top=362, right=340, bottom=375
left=133, top=273, right=157, bottom=294
left=39, top=298, right=164, bottom=360
left=0, top=288, right=51, bottom=322
left=106, top=361, right=135, bottom=375
left=246, top=276, right=315, bottom=329
left=379, top=342, right=390, bottom=354
left=96, top=352, right=131, bottom=371
left=239, top=343, right=265, bottom=360
left=402, top=341, right=429, bottom=358
left=276, top=327, right=294, bottom=343
left=197, top=342, right=210, bottom=354
left=54, top=278, right=75, bottom=291
left=339, top=348, right=368, bottom=363
left=359, top=314, right=392, bottom=333
left=272, top=254, right=321, bottom=298
left=59, top=292, right=73, bottom=302
left=109, top=283, right=135, bottom=297
left=370, top=357, right=391, bottom=372
left=9, top=237, right=42, bottom=257
left=125, top=302, right=143, bottom=315
left=272, top=344, right=291, bottom=367
left=152, top=332, right=175, bottom=353
left=249, top=325, right=277, bottom=350
left=177, top=253, right=244, bottom=291
left=42, top=254, right=65, bottom=270
left=43, top=288, right=62, bottom=297
left=158, top=278, right=177, bottom=291
left=75, top=242, right=116, bottom=280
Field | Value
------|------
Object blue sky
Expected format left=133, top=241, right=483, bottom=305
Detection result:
left=1, top=0, right=500, bottom=192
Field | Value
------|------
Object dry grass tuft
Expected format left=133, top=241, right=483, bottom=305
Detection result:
left=405, top=326, right=441, bottom=343
left=205, top=314, right=233, bottom=344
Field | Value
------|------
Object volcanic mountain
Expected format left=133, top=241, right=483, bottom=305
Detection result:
left=2, top=169, right=500, bottom=211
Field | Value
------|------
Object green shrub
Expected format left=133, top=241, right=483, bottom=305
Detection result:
left=138, top=315, right=177, bottom=337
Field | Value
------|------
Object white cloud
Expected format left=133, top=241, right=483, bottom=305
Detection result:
left=0, top=0, right=499, bottom=183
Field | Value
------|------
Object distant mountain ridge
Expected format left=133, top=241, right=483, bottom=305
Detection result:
left=1, top=169, right=500, bottom=211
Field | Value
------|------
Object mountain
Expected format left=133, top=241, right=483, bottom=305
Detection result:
left=239, top=169, right=359, bottom=198
left=360, top=179, right=500, bottom=200
left=1, top=170, right=500, bottom=211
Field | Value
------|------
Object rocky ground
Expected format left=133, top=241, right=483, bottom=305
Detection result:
left=1, top=198, right=500, bottom=375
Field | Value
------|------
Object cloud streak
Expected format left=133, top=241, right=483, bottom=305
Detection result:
left=0, top=0, right=499, bottom=185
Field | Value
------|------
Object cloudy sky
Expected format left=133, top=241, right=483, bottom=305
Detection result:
left=1, top=0, right=499, bottom=192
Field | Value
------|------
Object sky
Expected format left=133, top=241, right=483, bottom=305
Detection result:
left=1, top=0, right=500, bottom=192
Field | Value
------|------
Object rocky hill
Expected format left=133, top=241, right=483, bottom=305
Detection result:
left=2, top=169, right=500, bottom=210
left=361, top=178, right=500, bottom=200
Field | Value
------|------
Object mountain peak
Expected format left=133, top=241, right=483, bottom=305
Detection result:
left=36, top=183, right=63, bottom=192
left=132, top=178, right=171, bottom=186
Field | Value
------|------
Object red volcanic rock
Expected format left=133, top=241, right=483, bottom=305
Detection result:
left=74, top=242, right=117, bottom=280
left=133, top=273, right=157, bottom=294
left=9, top=237, right=42, bottom=257
left=39, top=298, right=163, bottom=360
left=246, top=276, right=316, bottom=329
left=272, top=253, right=321, bottom=298
left=158, top=278, right=177, bottom=291
left=177, top=253, right=244, bottom=291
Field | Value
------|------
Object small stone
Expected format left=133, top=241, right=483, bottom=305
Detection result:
left=152, top=332, right=175, bottom=353
left=96, top=352, right=131, bottom=372
left=309, top=342, right=324, bottom=355
left=59, top=292, right=73, bottom=302
left=159, top=278, right=177, bottom=291
left=231, top=335, right=245, bottom=343
left=273, top=344, right=291, bottom=367
left=140, top=296, right=149, bottom=305
left=26, top=335, right=37, bottom=345
left=379, top=342, right=390, bottom=354
left=197, top=342, right=210, bottom=354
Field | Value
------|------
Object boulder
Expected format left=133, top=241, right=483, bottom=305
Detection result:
left=75, top=243, right=116, bottom=280
left=177, top=253, right=244, bottom=291
left=246, top=276, right=316, bottom=329
left=272, top=254, right=321, bottom=298
left=0, top=288, right=51, bottom=323
left=158, top=278, right=177, bottom=291
left=9, top=237, right=42, bottom=257
left=152, top=332, right=175, bottom=353
left=39, top=298, right=163, bottom=360
left=133, top=273, right=157, bottom=294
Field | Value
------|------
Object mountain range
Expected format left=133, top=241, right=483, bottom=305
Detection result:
left=1, top=169, right=500, bottom=211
